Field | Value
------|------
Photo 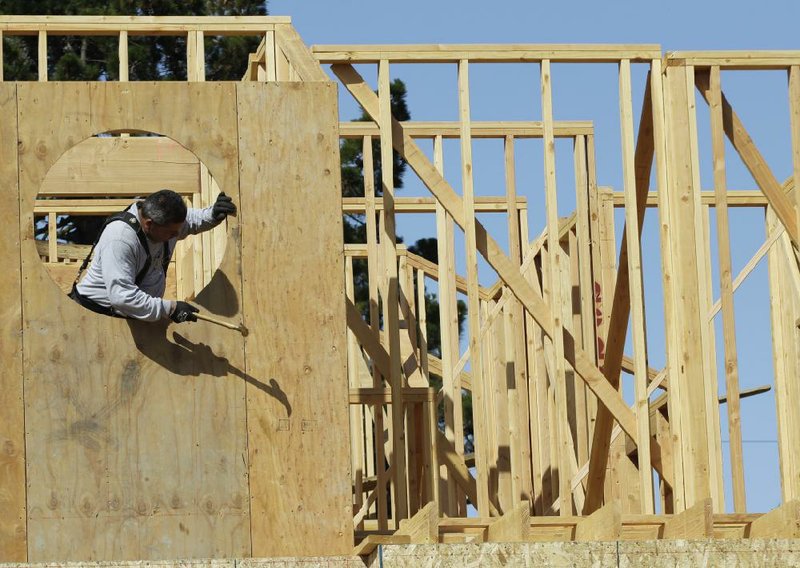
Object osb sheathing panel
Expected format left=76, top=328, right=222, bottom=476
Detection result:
left=237, top=82, right=352, bottom=557
left=368, top=540, right=800, bottom=567
left=0, top=84, right=26, bottom=561
left=17, top=82, right=249, bottom=561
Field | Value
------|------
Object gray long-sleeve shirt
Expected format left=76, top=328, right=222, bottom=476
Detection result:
left=75, top=203, right=221, bottom=321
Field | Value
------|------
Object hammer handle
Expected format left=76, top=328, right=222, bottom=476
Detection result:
left=195, top=312, right=241, bottom=331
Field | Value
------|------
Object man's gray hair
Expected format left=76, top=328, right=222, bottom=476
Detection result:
left=138, top=189, right=187, bottom=225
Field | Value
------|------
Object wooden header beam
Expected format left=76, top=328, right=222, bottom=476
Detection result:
left=342, top=196, right=526, bottom=213
left=0, top=15, right=290, bottom=35
left=340, top=120, right=594, bottom=138
left=313, top=44, right=662, bottom=63
left=667, top=51, right=800, bottom=70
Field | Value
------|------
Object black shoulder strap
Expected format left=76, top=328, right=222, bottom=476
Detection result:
left=72, top=206, right=156, bottom=289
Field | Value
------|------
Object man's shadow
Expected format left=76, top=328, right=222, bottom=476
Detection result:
left=125, top=318, right=291, bottom=419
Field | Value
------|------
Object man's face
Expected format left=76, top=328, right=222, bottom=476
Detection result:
left=142, top=217, right=184, bottom=243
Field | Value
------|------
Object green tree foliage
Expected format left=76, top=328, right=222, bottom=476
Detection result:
left=0, top=0, right=267, bottom=82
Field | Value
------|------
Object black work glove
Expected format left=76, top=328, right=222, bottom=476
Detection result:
left=170, top=301, right=199, bottom=323
left=212, top=192, right=236, bottom=221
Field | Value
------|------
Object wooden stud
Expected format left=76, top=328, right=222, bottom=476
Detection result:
left=346, top=257, right=366, bottom=532
left=47, top=212, right=57, bottom=262
left=708, top=66, right=745, bottom=512
left=504, top=135, right=533, bottom=504
left=265, top=30, right=277, bottom=82
left=417, top=268, right=429, bottom=382
left=791, top=66, right=800, bottom=243
left=541, top=58, right=572, bottom=516
left=662, top=62, right=712, bottom=510
left=573, top=135, right=595, bottom=465
left=689, top=68, right=725, bottom=513
left=37, top=30, right=46, bottom=81
left=768, top=208, right=800, bottom=502
left=619, top=59, right=654, bottom=513
left=378, top=58, right=408, bottom=525
left=117, top=31, right=128, bottom=81
left=652, top=57, right=686, bottom=513
left=433, top=135, right=461, bottom=516
left=458, top=58, right=491, bottom=516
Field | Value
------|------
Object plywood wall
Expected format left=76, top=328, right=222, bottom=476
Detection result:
left=238, top=82, right=353, bottom=557
left=16, top=82, right=249, bottom=561
left=0, top=81, right=349, bottom=561
left=0, top=84, right=26, bottom=562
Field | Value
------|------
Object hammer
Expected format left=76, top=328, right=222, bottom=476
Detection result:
left=194, top=312, right=249, bottom=337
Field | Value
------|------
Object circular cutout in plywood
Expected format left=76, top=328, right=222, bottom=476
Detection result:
left=35, top=132, right=228, bottom=303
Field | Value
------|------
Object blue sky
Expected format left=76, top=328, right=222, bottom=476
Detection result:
left=269, top=0, right=800, bottom=513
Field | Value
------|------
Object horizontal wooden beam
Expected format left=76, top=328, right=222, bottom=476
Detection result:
left=349, top=387, right=435, bottom=405
left=0, top=15, right=289, bottom=36
left=340, top=120, right=594, bottom=138
left=314, top=44, right=661, bottom=63
left=342, top=196, right=527, bottom=213
left=668, top=51, right=800, bottom=70
left=606, top=190, right=775, bottom=208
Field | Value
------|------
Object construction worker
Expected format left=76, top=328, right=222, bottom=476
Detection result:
left=69, top=189, right=236, bottom=323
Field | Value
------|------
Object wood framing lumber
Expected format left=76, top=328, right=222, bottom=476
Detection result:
left=667, top=51, right=800, bottom=70
left=0, top=15, right=291, bottom=35
left=574, top=501, right=622, bottom=541
left=457, top=58, right=491, bottom=517
left=436, top=431, right=500, bottom=517
left=707, top=226, right=784, bottom=320
left=695, top=69, right=799, bottom=246
left=346, top=299, right=391, bottom=389
left=396, top=501, right=438, bottom=544
left=791, top=66, right=800, bottom=261
left=487, top=502, right=531, bottom=543
left=427, top=354, right=472, bottom=391
left=314, top=43, right=662, bottom=63
left=339, top=120, right=593, bottom=138
left=330, top=63, right=671, bottom=487
left=661, top=498, right=713, bottom=539
left=118, top=30, right=128, bottom=81
left=619, top=59, right=654, bottom=513
left=275, top=24, right=328, bottom=82
left=541, top=58, right=571, bottom=516
left=708, top=65, right=746, bottom=512
left=584, top=71, right=656, bottom=514
left=0, top=83, right=24, bottom=562
left=748, top=500, right=800, bottom=538
left=237, top=81, right=351, bottom=556
left=376, top=58, right=409, bottom=525
left=342, top=195, right=528, bottom=214
left=353, top=534, right=412, bottom=556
